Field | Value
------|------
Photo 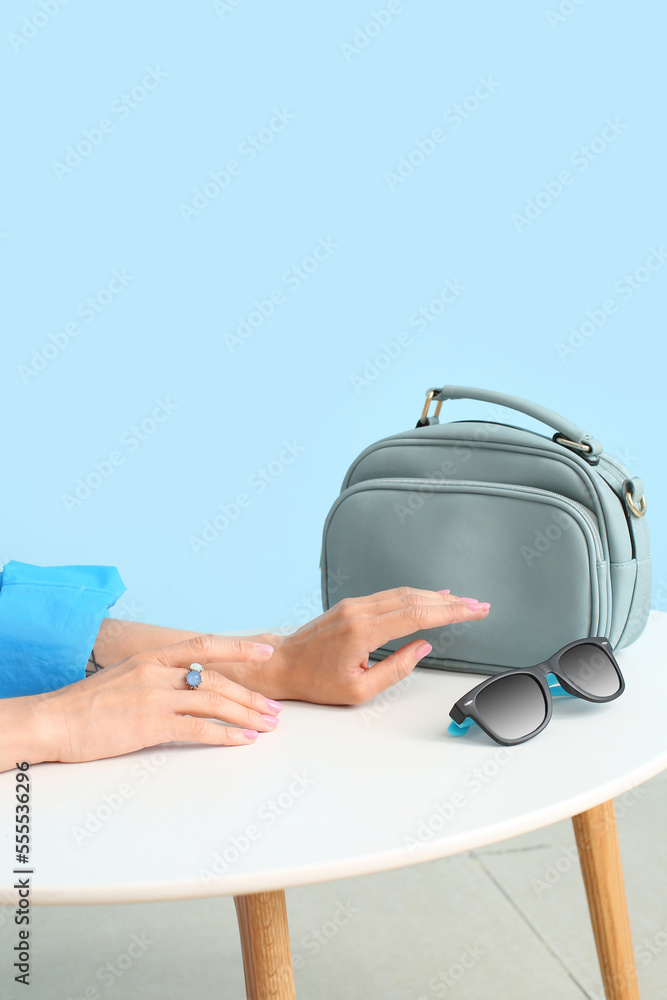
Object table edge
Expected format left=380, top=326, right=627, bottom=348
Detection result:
left=19, top=746, right=667, bottom=906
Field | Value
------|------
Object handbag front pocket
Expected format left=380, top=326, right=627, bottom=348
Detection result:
left=321, top=478, right=607, bottom=673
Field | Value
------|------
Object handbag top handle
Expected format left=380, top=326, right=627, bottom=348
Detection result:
left=420, top=384, right=604, bottom=462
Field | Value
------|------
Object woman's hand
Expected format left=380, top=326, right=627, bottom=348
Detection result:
left=248, top=588, right=490, bottom=704
left=71, top=587, right=490, bottom=716
left=0, top=635, right=283, bottom=771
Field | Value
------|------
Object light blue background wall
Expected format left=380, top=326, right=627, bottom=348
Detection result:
left=2, top=0, right=665, bottom=635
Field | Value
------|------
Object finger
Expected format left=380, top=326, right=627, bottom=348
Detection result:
left=368, top=600, right=490, bottom=648
left=333, top=586, right=457, bottom=608
left=167, top=666, right=282, bottom=716
left=168, top=715, right=260, bottom=746
left=367, top=593, right=492, bottom=619
left=151, top=634, right=275, bottom=669
left=353, top=640, right=432, bottom=701
left=352, top=593, right=463, bottom=620
left=172, top=673, right=281, bottom=733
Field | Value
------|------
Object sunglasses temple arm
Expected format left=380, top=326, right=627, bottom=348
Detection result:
left=546, top=675, right=576, bottom=698
left=448, top=716, right=477, bottom=736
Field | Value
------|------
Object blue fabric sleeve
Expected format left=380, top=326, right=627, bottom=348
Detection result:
left=0, top=561, right=126, bottom=698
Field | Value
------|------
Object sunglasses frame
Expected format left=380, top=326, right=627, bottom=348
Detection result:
left=448, top=637, right=625, bottom=746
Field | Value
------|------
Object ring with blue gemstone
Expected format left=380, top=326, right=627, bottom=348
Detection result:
left=185, top=664, right=203, bottom=689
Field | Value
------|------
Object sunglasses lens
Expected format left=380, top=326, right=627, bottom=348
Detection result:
left=557, top=643, right=621, bottom=698
left=475, top=674, right=548, bottom=741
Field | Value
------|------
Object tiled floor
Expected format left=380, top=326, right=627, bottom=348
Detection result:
left=2, top=773, right=666, bottom=1000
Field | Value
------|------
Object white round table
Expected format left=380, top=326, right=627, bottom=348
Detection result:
left=2, top=612, right=666, bottom=1000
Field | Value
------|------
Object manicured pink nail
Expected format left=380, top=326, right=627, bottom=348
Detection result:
left=438, top=589, right=451, bottom=594
left=242, top=730, right=258, bottom=739
left=416, top=642, right=432, bottom=659
left=265, top=699, right=284, bottom=714
left=254, top=643, right=274, bottom=656
left=261, top=714, right=279, bottom=726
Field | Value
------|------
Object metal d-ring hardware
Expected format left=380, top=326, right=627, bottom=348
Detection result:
left=553, top=434, right=593, bottom=454
left=624, top=490, right=647, bottom=518
left=419, top=390, right=443, bottom=426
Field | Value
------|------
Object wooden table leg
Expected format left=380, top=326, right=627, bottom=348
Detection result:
left=572, top=799, right=640, bottom=1000
left=234, top=890, right=296, bottom=1000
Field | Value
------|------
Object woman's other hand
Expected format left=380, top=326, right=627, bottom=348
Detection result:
left=0, top=635, right=282, bottom=770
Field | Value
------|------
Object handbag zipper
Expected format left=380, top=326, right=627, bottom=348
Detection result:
left=597, top=455, right=637, bottom=559
left=599, top=454, right=630, bottom=482
left=376, top=477, right=604, bottom=561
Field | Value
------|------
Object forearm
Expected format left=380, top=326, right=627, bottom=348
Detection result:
left=93, top=619, right=201, bottom=666
left=0, top=695, right=57, bottom=773
left=93, top=618, right=285, bottom=694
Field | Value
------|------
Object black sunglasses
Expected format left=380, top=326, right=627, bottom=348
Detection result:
left=448, top=637, right=625, bottom=746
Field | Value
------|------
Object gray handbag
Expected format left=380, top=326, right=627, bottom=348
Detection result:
left=320, top=385, right=651, bottom=674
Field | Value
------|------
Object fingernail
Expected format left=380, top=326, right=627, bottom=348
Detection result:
left=465, top=602, right=490, bottom=611
left=437, top=589, right=451, bottom=594
left=242, top=730, right=258, bottom=739
left=261, top=714, right=280, bottom=727
left=254, top=643, right=274, bottom=656
left=265, top=699, right=284, bottom=714
left=416, top=642, right=432, bottom=659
